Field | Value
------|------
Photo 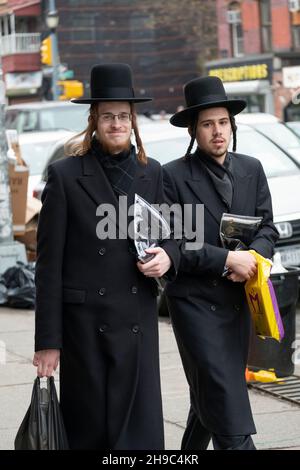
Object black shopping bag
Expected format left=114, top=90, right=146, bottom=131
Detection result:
left=15, top=377, right=69, bottom=450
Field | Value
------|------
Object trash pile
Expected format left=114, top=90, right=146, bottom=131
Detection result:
left=0, top=262, right=35, bottom=309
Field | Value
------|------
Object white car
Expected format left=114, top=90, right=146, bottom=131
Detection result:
left=5, top=101, right=90, bottom=134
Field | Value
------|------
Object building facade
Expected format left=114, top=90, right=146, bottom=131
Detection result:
left=1, top=0, right=218, bottom=110
left=0, top=0, right=43, bottom=103
left=206, top=0, right=300, bottom=120
left=55, top=0, right=217, bottom=113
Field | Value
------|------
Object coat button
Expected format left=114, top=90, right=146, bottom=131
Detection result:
left=131, top=286, right=138, bottom=294
left=99, top=324, right=107, bottom=333
left=234, top=304, right=241, bottom=311
left=98, top=288, right=106, bottom=296
left=98, top=248, right=106, bottom=256
left=212, top=279, right=218, bottom=287
left=210, top=305, right=216, bottom=311
left=132, top=325, right=139, bottom=333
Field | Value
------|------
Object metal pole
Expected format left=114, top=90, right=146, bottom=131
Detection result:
left=0, top=56, right=13, bottom=244
left=49, top=0, right=59, bottom=101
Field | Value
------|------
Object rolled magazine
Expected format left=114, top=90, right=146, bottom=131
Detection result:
left=220, top=213, right=262, bottom=276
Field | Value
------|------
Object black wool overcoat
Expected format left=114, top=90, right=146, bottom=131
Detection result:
left=34, top=150, right=179, bottom=450
left=163, top=151, right=279, bottom=438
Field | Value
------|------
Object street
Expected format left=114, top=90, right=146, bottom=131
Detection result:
left=0, top=305, right=300, bottom=450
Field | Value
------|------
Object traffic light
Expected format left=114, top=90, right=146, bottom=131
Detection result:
left=57, top=80, right=84, bottom=100
left=40, top=36, right=52, bottom=66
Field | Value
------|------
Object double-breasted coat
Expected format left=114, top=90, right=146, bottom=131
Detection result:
left=162, top=151, right=279, bottom=443
left=34, top=149, right=179, bottom=450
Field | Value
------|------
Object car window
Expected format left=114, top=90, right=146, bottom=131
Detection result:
left=237, top=128, right=299, bottom=177
left=5, top=110, right=38, bottom=133
left=253, top=122, right=300, bottom=149
left=144, top=137, right=189, bottom=165
left=287, top=122, right=300, bottom=138
left=40, top=106, right=89, bottom=132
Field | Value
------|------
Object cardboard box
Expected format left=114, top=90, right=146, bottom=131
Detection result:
left=8, top=161, right=29, bottom=234
left=14, top=197, right=41, bottom=261
left=6, top=129, right=30, bottom=235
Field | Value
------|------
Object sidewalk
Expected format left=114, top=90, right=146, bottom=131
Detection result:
left=0, top=307, right=300, bottom=450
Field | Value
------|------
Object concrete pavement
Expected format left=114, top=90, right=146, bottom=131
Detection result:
left=0, top=306, right=300, bottom=450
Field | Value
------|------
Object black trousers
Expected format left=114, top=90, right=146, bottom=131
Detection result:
left=182, top=406, right=256, bottom=450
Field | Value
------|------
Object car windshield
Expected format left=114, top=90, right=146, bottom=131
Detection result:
left=237, top=127, right=299, bottom=177
left=21, top=141, right=57, bottom=175
left=39, top=107, right=89, bottom=132
left=253, top=122, right=300, bottom=150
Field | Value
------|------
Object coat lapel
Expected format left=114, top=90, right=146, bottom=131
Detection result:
left=185, top=156, right=226, bottom=225
left=77, top=151, right=118, bottom=206
left=127, top=160, right=152, bottom=208
left=230, top=153, right=253, bottom=214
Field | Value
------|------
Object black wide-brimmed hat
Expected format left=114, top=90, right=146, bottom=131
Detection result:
left=72, top=63, right=152, bottom=104
left=170, top=76, right=246, bottom=127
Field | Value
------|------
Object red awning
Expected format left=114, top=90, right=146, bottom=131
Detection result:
left=12, top=1, right=41, bottom=16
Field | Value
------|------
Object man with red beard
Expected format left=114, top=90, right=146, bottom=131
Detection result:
left=33, top=63, right=179, bottom=450
left=163, top=76, right=278, bottom=450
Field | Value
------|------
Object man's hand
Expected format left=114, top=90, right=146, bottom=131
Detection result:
left=137, top=247, right=171, bottom=278
left=33, top=349, right=60, bottom=377
left=225, top=251, right=257, bottom=283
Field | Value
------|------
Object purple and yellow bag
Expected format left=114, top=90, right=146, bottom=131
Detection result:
left=245, top=250, right=284, bottom=342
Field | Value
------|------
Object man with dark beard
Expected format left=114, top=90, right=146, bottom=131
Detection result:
left=32, top=63, right=179, bottom=450
left=163, top=76, right=278, bottom=450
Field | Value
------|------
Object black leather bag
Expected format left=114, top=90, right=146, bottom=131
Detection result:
left=14, top=377, right=69, bottom=450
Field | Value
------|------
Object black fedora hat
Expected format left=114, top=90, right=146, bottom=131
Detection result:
left=170, top=76, right=246, bottom=127
left=72, top=63, right=152, bottom=104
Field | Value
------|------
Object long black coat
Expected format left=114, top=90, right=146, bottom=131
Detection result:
left=163, top=151, right=279, bottom=438
left=34, top=150, right=179, bottom=450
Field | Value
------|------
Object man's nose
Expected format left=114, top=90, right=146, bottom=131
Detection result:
left=213, top=124, right=222, bottom=135
left=111, top=116, right=122, bottom=126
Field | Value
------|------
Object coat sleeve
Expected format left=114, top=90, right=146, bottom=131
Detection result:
left=249, top=160, right=279, bottom=258
left=163, top=164, right=228, bottom=277
left=35, top=164, right=67, bottom=351
left=154, top=164, right=180, bottom=281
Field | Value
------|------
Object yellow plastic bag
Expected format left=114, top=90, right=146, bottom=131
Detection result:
left=245, top=250, right=284, bottom=342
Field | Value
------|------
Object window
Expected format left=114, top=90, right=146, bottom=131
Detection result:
left=227, top=2, right=244, bottom=57
left=259, top=0, right=272, bottom=52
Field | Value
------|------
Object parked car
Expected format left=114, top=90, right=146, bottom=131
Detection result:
left=5, top=101, right=90, bottom=134
left=236, top=112, right=300, bottom=166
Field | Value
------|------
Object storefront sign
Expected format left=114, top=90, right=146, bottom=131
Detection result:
left=5, top=71, right=42, bottom=96
left=207, top=59, right=273, bottom=83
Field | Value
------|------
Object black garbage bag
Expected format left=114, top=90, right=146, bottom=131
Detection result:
left=2, top=262, right=35, bottom=308
left=15, top=377, right=69, bottom=450
left=0, top=279, right=7, bottom=305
